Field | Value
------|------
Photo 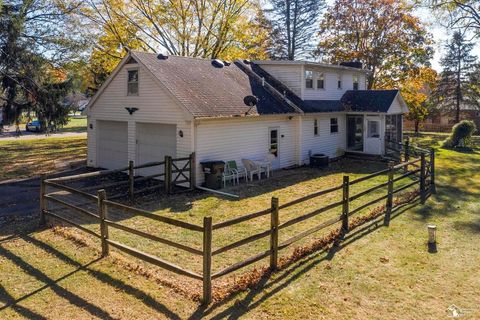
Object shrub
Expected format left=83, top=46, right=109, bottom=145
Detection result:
left=442, top=120, right=477, bottom=148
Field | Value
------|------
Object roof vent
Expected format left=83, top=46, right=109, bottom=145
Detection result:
left=340, top=61, right=362, bottom=69
left=243, top=95, right=258, bottom=107
left=212, top=59, right=225, bottom=68
left=157, top=53, right=168, bottom=60
left=243, top=59, right=251, bottom=65
left=223, top=60, right=231, bottom=66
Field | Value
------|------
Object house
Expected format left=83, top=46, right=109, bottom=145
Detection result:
left=405, top=104, right=480, bottom=133
left=86, top=51, right=408, bottom=183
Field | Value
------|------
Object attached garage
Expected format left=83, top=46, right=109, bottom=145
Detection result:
left=136, top=123, right=177, bottom=176
left=96, top=120, right=128, bottom=169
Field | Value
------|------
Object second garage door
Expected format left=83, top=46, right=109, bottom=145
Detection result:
left=97, top=120, right=128, bottom=170
left=136, top=123, right=177, bottom=176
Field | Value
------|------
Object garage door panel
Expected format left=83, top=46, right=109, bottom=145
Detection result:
left=136, top=123, right=176, bottom=177
left=97, top=121, right=128, bottom=170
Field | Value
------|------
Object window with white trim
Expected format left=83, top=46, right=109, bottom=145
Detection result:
left=127, top=69, right=139, bottom=96
left=353, top=75, right=359, bottom=90
left=330, top=118, right=338, bottom=133
left=317, top=73, right=325, bottom=89
left=314, top=119, right=319, bottom=136
left=305, top=70, right=313, bottom=89
left=337, top=74, right=342, bottom=89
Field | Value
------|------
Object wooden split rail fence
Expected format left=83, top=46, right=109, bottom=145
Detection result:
left=39, top=146, right=435, bottom=305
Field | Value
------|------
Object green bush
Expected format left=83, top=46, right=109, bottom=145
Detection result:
left=442, top=120, right=477, bottom=148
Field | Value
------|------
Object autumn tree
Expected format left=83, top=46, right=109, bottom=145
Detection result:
left=400, top=67, right=438, bottom=133
left=80, top=0, right=270, bottom=62
left=317, top=0, right=433, bottom=89
left=266, top=0, right=326, bottom=60
left=434, top=31, right=478, bottom=123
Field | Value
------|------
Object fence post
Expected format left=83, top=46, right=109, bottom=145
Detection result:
left=98, top=189, right=109, bottom=257
left=270, top=197, right=279, bottom=270
left=164, top=156, right=172, bottom=194
left=189, top=152, right=196, bottom=190
left=420, top=153, right=426, bottom=204
left=128, top=160, right=134, bottom=202
left=202, top=216, right=212, bottom=305
left=39, top=174, right=46, bottom=226
left=430, top=148, right=436, bottom=194
left=341, top=176, right=350, bottom=234
left=385, top=161, right=395, bottom=226
left=404, top=138, right=410, bottom=173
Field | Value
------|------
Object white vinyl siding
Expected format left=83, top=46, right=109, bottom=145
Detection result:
left=302, top=70, right=367, bottom=100
left=87, top=61, right=191, bottom=169
left=301, top=114, right=347, bottom=164
left=387, top=95, right=406, bottom=114
left=260, top=65, right=303, bottom=96
left=195, top=116, right=298, bottom=183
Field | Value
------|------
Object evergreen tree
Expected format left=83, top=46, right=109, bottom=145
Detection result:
left=266, top=0, right=326, bottom=60
left=436, top=31, right=478, bottom=123
left=0, top=2, right=77, bottom=130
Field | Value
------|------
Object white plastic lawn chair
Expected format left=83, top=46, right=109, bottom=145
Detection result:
left=226, top=160, right=248, bottom=183
left=263, top=154, right=276, bottom=177
left=222, top=163, right=236, bottom=187
left=242, top=159, right=264, bottom=181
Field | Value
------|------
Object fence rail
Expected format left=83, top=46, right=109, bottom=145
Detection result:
left=39, top=142, right=435, bottom=305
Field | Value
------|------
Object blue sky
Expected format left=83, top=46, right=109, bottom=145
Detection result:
left=415, top=6, right=480, bottom=71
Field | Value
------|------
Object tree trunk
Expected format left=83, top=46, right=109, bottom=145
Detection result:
left=415, top=120, right=419, bottom=134
left=286, top=0, right=292, bottom=60
left=456, top=55, right=461, bottom=123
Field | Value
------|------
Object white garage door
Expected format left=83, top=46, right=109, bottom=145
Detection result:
left=97, top=120, right=128, bottom=169
left=136, top=123, right=176, bottom=176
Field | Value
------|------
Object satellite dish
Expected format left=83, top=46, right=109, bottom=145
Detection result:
left=212, top=59, right=225, bottom=68
left=243, top=95, right=258, bottom=107
left=157, top=53, right=168, bottom=60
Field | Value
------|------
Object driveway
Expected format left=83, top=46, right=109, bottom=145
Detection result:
left=0, top=167, right=92, bottom=221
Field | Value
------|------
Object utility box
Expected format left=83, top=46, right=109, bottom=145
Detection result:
left=200, top=161, right=225, bottom=189
left=310, top=154, right=329, bottom=168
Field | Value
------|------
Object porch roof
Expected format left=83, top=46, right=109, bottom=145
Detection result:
left=340, top=90, right=400, bottom=113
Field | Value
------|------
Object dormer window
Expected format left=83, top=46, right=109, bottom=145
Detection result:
left=305, top=70, right=313, bottom=89
left=127, top=69, right=139, bottom=96
left=317, top=73, right=325, bottom=89
left=337, top=74, right=342, bottom=89
left=353, top=75, right=359, bottom=90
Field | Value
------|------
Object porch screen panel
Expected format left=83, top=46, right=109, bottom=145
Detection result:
left=396, top=114, right=403, bottom=142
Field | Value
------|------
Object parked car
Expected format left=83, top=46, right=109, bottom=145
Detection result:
left=26, top=120, right=42, bottom=132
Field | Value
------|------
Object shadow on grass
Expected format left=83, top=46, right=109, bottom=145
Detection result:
left=0, top=230, right=181, bottom=320
left=189, top=200, right=418, bottom=319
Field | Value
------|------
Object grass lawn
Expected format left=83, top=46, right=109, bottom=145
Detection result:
left=59, top=116, right=87, bottom=133
left=0, top=136, right=87, bottom=180
left=1, top=132, right=479, bottom=319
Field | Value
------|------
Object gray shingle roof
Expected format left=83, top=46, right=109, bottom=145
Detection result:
left=132, top=52, right=297, bottom=118
left=132, top=52, right=400, bottom=117
left=341, top=90, right=399, bottom=113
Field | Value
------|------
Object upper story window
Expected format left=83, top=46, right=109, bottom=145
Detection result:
left=353, top=75, right=359, bottom=90
left=127, top=69, right=139, bottom=96
left=317, top=73, right=325, bottom=89
left=330, top=118, right=338, bottom=133
left=314, top=119, right=319, bottom=136
left=305, top=70, right=313, bottom=89
left=337, top=74, right=342, bottom=89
